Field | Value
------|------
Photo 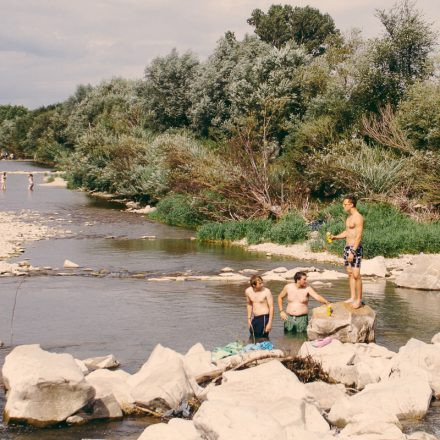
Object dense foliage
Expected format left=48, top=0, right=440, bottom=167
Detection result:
left=1, top=1, right=439, bottom=255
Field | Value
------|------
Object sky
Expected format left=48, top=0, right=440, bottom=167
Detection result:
left=1, top=0, right=439, bottom=109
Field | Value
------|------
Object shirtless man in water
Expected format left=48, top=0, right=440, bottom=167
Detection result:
left=330, top=195, right=364, bottom=309
left=245, top=275, right=274, bottom=339
left=278, top=271, right=330, bottom=333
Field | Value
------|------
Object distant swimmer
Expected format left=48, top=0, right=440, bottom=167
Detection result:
left=278, top=271, right=330, bottom=333
left=329, top=195, right=364, bottom=309
left=1, top=172, right=6, bottom=190
left=245, top=275, right=274, bottom=339
left=28, top=173, right=34, bottom=191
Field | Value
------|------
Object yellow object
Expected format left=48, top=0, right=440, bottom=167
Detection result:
left=326, top=304, right=333, bottom=316
left=325, top=232, right=333, bottom=244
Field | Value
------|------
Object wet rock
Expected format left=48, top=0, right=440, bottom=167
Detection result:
left=395, top=254, right=440, bottom=290
left=127, top=344, right=200, bottom=412
left=137, top=418, right=201, bottom=440
left=2, top=344, right=95, bottom=427
left=328, top=376, right=432, bottom=427
left=307, top=301, right=376, bottom=343
left=82, top=354, right=120, bottom=371
left=272, top=266, right=288, bottom=273
left=86, top=369, right=136, bottom=414
left=307, top=270, right=348, bottom=281
left=63, top=259, right=80, bottom=269
left=240, top=268, right=259, bottom=274
left=361, top=256, right=388, bottom=278
left=220, top=267, right=234, bottom=272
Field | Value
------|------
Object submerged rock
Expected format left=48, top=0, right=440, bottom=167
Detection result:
left=395, top=254, right=440, bottom=290
left=307, top=301, right=376, bottom=343
left=2, top=344, right=94, bottom=427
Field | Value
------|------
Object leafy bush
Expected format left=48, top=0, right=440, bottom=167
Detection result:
left=197, top=212, right=308, bottom=245
left=148, top=194, right=205, bottom=229
left=312, top=202, right=440, bottom=257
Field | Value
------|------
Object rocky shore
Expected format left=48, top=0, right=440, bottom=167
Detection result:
left=2, top=329, right=440, bottom=440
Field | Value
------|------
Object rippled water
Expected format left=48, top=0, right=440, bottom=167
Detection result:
left=1, top=161, right=440, bottom=439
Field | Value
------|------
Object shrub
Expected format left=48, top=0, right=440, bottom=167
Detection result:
left=149, top=194, right=204, bottom=229
left=268, top=212, right=309, bottom=244
left=313, top=201, right=440, bottom=257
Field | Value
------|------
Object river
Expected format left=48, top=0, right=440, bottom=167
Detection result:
left=0, top=161, right=439, bottom=439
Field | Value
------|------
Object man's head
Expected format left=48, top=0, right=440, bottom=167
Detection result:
left=343, top=195, right=357, bottom=213
left=250, top=275, right=264, bottom=290
left=294, top=271, right=307, bottom=287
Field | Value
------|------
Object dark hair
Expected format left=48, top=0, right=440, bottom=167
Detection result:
left=344, top=195, right=357, bottom=207
left=250, top=275, right=263, bottom=287
left=294, top=271, right=307, bottom=282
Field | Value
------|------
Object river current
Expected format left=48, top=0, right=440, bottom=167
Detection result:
left=0, top=161, right=439, bottom=439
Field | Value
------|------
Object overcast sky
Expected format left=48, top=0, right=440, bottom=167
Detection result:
left=1, top=0, right=439, bottom=109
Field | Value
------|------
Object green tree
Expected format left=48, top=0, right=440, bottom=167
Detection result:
left=247, top=4, right=338, bottom=54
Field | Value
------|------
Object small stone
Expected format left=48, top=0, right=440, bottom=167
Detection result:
left=220, top=267, right=234, bottom=272
left=272, top=267, right=288, bottom=273
left=63, top=259, right=80, bottom=269
left=141, top=235, right=156, bottom=240
left=240, top=269, right=259, bottom=274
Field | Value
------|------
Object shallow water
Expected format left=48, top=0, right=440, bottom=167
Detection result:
left=0, top=161, right=440, bottom=439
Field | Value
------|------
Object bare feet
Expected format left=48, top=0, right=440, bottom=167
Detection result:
left=352, top=300, right=362, bottom=309
left=344, top=298, right=354, bottom=303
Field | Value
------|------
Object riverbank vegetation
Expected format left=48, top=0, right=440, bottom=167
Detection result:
left=1, top=1, right=439, bottom=256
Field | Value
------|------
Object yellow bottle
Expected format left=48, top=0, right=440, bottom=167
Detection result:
left=326, top=304, right=332, bottom=316
left=326, top=232, right=333, bottom=244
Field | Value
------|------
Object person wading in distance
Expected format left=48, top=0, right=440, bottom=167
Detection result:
left=245, top=275, right=274, bottom=340
left=278, top=271, right=330, bottom=333
left=330, top=195, right=364, bottom=309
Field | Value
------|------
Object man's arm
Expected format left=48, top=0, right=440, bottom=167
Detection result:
left=245, top=290, right=253, bottom=329
left=265, top=290, right=274, bottom=332
left=277, top=286, right=288, bottom=321
left=331, top=230, right=348, bottom=240
left=308, top=287, right=329, bottom=305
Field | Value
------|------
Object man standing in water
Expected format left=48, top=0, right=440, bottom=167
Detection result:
left=330, top=195, right=364, bottom=308
left=1, top=172, right=6, bottom=190
left=245, top=275, right=274, bottom=339
left=28, top=173, right=34, bottom=191
left=278, top=271, right=330, bottom=333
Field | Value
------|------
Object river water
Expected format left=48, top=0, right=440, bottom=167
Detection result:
left=0, top=161, right=439, bottom=439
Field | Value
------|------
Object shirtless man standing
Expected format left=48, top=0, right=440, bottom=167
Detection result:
left=245, top=275, right=274, bottom=339
left=278, top=271, right=330, bottom=333
left=330, top=195, right=364, bottom=308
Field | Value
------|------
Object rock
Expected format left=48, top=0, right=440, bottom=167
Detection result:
left=127, top=344, right=199, bottom=412
left=18, top=260, right=30, bottom=268
left=432, top=332, right=440, bottom=344
left=214, top=349, right=285, bottom=372
left=360, top=256, right=388, bottom=278
left=240, top=269, right=259, bottom=274
left=75, top=359, right=89, bottom=375
left=137, top=418, right=202, bottom=440
left=82, top=354, right=120, bottom=371
left=63, top=259, right=80, bottom=269
left=272, top=266, right=288, bottom=273
left=67, top=393, right=122, bottom=424
left=130, top=205, right=156, bottom=214
left=407, top=432, right=439, bottom=440
left=305, top=381, right=347, bottom=411
left=2, top=344, right=95, bottom=427
left=307, top=270, right=348, bottom=281
left=194, top=361, right=330, bottom=439
left=141, top=235, right=157, bottom=240
left=328, top=376, right=432, bottom=427
left=220, top=267, right=234, bottom=272
left=86, top=369, right=136, bottom=414
left=388, top=338, right=440, bottom=398
left=261, top=271, right=288, bottom=281
left=183, top=343, right=217, bottom=380
left=307, top=301, right=376, bottom=343
left=395, top=254, right=440, bottom=290
left=0, top=340, right=4, bottom=348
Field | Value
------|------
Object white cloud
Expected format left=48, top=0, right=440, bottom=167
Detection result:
left=0, top=0, right=439, bottom=108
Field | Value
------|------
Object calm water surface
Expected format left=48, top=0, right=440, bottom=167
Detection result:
left=0, top=161, right=439, bottom=439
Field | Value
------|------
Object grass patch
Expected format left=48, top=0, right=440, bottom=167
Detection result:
left=197, top=212, right=308, bottom=245
left=311, top=202, right=440, bottom=258
left=148, top=194, right=205, bottom=229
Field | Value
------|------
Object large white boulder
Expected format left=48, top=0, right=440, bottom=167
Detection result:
left=127, top=344, right=199, bottom=412
left=395, top=254, right=440, bottom=290
left=328, top=376, right=432, bottom=427
left=66, top=393, right=122, bottom=424
left=2, top=344, right=95, bottom=427
left=85, top=368, right=135, bottom=414
left=431, top=332, right=440, bottom=344
left=193, top=361, right=330, bottom=439
left=305, top=381, right=347, bottom=411
left=388, top=338, right=440, bottom=397
left=137, top=418, right=202, bottom=440
left=183, top=343, right=217, bottom=380
left=307, top=301, right=376, bottom=343
left=361, top=256, right=388, bottom=278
